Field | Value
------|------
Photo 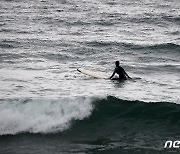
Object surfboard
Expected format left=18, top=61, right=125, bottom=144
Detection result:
left=77, top=68, right=108, bottom=79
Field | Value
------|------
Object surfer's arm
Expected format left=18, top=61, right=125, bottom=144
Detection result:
left=123, top=69, right=131, bottom=79
left=126, top=72, right=131, bottom=79
left=110, top=69, right=116, bottom=79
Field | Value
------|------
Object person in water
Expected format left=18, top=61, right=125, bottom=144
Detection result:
left=110, top=61, right=131, bottom=80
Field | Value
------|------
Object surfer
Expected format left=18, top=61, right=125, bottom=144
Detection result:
left=110, top=61, right=131, bottom=80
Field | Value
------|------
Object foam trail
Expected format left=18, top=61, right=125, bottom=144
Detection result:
left=0, top=97, right=94, bottom=135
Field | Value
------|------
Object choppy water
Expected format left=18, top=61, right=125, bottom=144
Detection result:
left=0, top=0, right=180, bottom=153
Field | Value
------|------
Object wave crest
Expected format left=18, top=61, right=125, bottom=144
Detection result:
left=91, top=96, right=180, bottom=122
left=0, top=97, right=93, bottom=135
left=1, top=96, right=179, bottom=136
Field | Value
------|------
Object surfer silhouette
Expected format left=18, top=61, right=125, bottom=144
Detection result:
left=110, top=61, right=131, bottom=80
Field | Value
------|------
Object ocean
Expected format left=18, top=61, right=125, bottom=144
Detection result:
left=0, top=0, right=180, bottom=153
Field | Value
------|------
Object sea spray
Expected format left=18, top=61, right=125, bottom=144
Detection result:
left=0, top=97, right=94, bottom=135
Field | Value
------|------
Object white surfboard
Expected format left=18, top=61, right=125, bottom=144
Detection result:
left=77, top=68, right=108, bottom=79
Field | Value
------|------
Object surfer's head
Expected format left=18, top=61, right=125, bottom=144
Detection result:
left=115, top=61, right=119, bottom=67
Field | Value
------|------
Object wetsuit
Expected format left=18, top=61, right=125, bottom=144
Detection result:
left=110, top=66, right=127, bottom=80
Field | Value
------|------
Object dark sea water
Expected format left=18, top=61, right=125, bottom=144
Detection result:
left=0, top=0, right=180, bottom=153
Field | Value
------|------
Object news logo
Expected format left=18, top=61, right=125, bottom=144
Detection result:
left=164, top=141, right=180, bottom=148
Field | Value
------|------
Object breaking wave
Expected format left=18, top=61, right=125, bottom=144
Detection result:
left=1, top=96, right=180, bottom=136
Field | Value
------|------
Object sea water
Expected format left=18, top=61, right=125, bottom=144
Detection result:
left=0, top=0, right=180, bottom=153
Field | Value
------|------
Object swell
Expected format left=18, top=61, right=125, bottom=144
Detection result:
left=132, top=43, right=180, bottom=52
left=85, top=41, right=180, bottom=52
left=1, top=97, right=180, bottom=153
left=90, top=96, right=180, bottom=123
left=0, top=40, right=19, bottom=49
left=124, top=15, right=180, bottom=26
left=69, top=96, right=180, bottom=139
left=1, top=96, right=180, bottom=137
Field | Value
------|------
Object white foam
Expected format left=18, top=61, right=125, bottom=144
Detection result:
left=0, top=97, right=94, bottom=135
